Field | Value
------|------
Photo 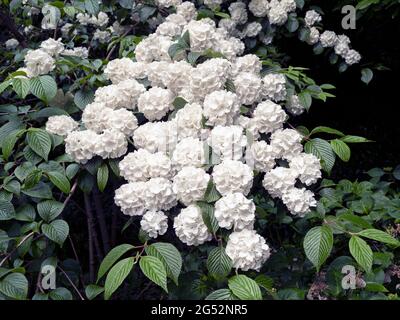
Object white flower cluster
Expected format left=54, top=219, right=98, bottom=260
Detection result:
left=303, top=10, right=361, bottom=65
left=23, top=38, right=89, bottom=78
left=46, top=1, right=328, bottom=271
left=249, top=0, right=296, bottom=25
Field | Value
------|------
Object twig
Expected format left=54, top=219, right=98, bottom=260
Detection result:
left=57, top=266, right=85, bottom=300
left=0, top=232, right=34, bottom=267
left=105, top=27, right=133, bottom=61
left=93, top=188, right=111, bottom=254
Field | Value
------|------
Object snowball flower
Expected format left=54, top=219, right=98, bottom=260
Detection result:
left=40, top=38, right=64, bottom=57
left=262, top=167, right=297, bottom=198
left=45, top=115, right=78, bottom=137
left=268, top=0, right=288, bottom=25
left=104, top=58, right=138, bottom=84
left=203, top=90, right=240, bottom=126
left=138, top=87, right=174, bottom=121
left=5, top=38, right=19, bottom=50
left=172, top=137, right=206, bottom=169
left=233, top=72, right=262, bottom=105
left=305, top=10, right=322, bottom=27
left=173, top=166, right=210, bottom=205
left=176, top=1, right=197, bottom=21
left=172, top=103, right=203, bottom=140
left=133, top=121, right=176, bottom=154
left=106, top=108, right=138, bottom=136
left=320, top=31, right=338, bottom=48
left=114, top=182, right=147, bottom=216
left=282, top=187, right=317, bottom=216
left=65, top=130, right=99, bottom=163
left=226, top=229, right=271, bottom=271
left=184, top=20, right=215, bottom=52
left=289, top=153, right=322, bottom=185
left=82, top=102, right=112, bottom=133
left=207, top=125, right=247, bottom=161
left=286, top=94, right=305, bottom=115
left=307, top=27, right=320, bottom=45
left=345, top=49, right=361, bottom=65
left=253, top=100, right=287, bottom=134
left=24, top=49, right=55, bottom=77
left=215, top=193, right=255, bottom=230
left=174, top=205, right=212, bottom=246
left=212, top=160, right=254, bottom=196
left=140, top=211, right=169, bottom=238
left=229, top=2, right=248, bottom=24
left=245, top=140, right=277, bottom=172
left=231, top=54, right=262, bottom=76
left=248, top=0, right=269, bottom=17
left=143, top=178, right=177, bottom=211
left=241, top=22, right=262, bottom=38
left=270, top=128, right=303, bottom=159
left=94, top=129, right=127, bottom=159
left=262, top=73, right=287, bottom=102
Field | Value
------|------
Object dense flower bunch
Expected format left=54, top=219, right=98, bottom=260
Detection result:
left=43, top=1, right=339, bottom=272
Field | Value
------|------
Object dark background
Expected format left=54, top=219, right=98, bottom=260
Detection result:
left=282, top=2, right=400, bottom=180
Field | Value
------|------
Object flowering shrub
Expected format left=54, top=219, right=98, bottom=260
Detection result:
left=0, top=0, right=399, bottom=301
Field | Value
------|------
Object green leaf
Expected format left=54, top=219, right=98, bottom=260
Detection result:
left=310, top=126, right=344, bottom=137
left=85, top=284, right=104, bottom=300
left=349, top=235, right=373, bottom=272
left=47, top=171, right=71, bottom=193
left=97, top=244, right=135, bottom=282
left=331, top=139, right=351, bottom=162
left=104, top=257, right=135, bottom=300
left=228, top=275, right=262, bottom=300
left=74, top=89, right=94, bottom=110
left=303, top=225, right=333, bottom=271
left=356, top=0, right=379, bottom=10
left=0, top=79, right=12, bottom=94
left=12, top=78, right=30, bottom=99
left=304, top=138, right=336, bottom=173
left=30, top=76, right=57, bottom=103
left=204, top=180, right=222, bottom=203
left=0, top=273, right=28, bottom=300
left=196, top=202, right=219, bottom=234
left=22, top=182, right=52, bottom=199
left=206, top=289, right=236, bottom=300
left=145, top=242, right=182, bottom=286
left=37, top=200, right=64, bottom=222
left=357, top=229, right=400, bottom=247
left=340, top=135, right=371, bottom=143
left=298, top=91, right=312, bottom=110
left=364, top=282, right=388, bottom=293
left=361, top=68, right=373, bottom=84
left=26, top=129, right=52, bottom=161
left=49, top=287, right=73, bottom=300
left=97, top=164, right=109, bottom=192
left=41, top=220, right=69, bottom=246
left=0, top=201, right=15, bottom=221
left=139, top=256, right=168, bottom=293
left=207, top=246, right=232, bottom=278
left=2, top=130, right=21, bottom=160
left=84, top=0, right=99, bottom=15
left=172, top=96, right=188, bottom=110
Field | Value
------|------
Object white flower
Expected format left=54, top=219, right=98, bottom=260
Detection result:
left=289, top=153, right=322, bottom=185
left=282, top=187, right=317, bottom=216
left=253, top=100, right=287, bottom=134
left=135, top=34, right=173, bottom=63
left=77, top=13, right=91, bottom=25
left=208, top=125, right=247, bottom=161
left=61, top=23, right=73, bottom=37
left=24, top=49, right=55, bottom=77
left=174, top=205, right=212, bottom=246
left=172, top=137, right=206, bottom=169
left=5, top=38, right=19, bottom=50
left=106, top=108, right=138, bottom=136
left=203, top=90, right=240, bottom=126
left=65, top=130, right=99, bottom=163
left=61, top=47, right=89, bottom=59
left=96, top=12, right=109, bottom=27
left=307, top=27, right=320, bottom=45
left=172, top=103, right=203, bottom=140
left=344, top=49, right=361, bottom=65
left=141, top=211, right=169, bottom=238
left=119, top=149, right=152, bottom=182
left=226, top=229, right=271, bottom=271
left=143, top=178, right=177, bottom=211
left=176, top=1, right=197, bottom=21
left=212, top=160, right=254, bottom=196
left=270, top=128, right=303, bottom=159
left=305, top=10, right=322, bottom=27
left=231, top=54, right=262, bottom=76
left=262, top=73, right=287, bottom=102
left=241, top=22, right=262, bottom=38
left=281, top=0, right=297, bottom=12
left=334, top=35, right=351, bottom=57
left=114, top=182, right=147, bottom=216
left=262, top=167, right=297, bottom=198
left=163, top=61, right=193, bottom=94
left=320, top=31, right=338, bottom=48
left=156, top=21, right=182, bottom=37
left=286, top=94, right=305, bottom=115
left=45, top=115, right=78, bottom=137
left=104, top=58, right=138, bottom=84
left=204, top=0, right=224, bottom=9
left=229, top=2, right=248, bottom=24
left=82, top=102, right=112, bottom=133
left=94, top=129, right=127, bottom=159
left=234, top=72, right=262, bottom=105
left=249, top=0, right=269, bottom=17
left=215, top=193, right=255, bottom=230
left=184, top=19, right=216, bottom=52
left=146, top=61, right=170, bottom=88
left=245, top=140, right=277, bottom=172
left=155, top=0, right=182, bottom=8
left=40, top=38, right=64, bottom=57
left=133, top=121, right=175, bottom=154
left=173, top=166, right=210, bottom=205
left=138, top=87, right=174, bottom=121
left=268, top=0, right=288, bottom=25
left=93, top=29, right=111, bottom=43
